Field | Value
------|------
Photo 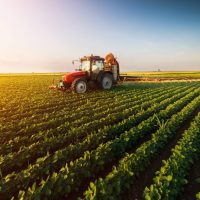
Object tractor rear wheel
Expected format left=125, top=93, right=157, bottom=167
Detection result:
left=100, top=73, right=113, bottom=90
left=71, top=78, right=88, bottom=93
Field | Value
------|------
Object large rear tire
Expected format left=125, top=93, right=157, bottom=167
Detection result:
left=100, top=73, right=113, bottom=90
left=71, top=78, right=88, bottom=93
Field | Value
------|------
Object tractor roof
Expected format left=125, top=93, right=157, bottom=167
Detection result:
left=80, top=55, right=104, bottom=62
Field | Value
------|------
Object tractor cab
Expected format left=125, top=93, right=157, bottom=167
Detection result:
left=79, top=56, right=105, bottom=80
left=51, top=53, right=119, bottom=93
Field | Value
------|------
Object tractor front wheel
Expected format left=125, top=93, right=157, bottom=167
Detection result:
left=71, top=78, right=88, bottom=93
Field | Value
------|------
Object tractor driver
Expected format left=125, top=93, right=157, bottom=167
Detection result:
left=92, top=62, right=99, bottom=74
left=92, top=60, right=104, bottom=74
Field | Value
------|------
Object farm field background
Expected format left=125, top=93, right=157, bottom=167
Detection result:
left=123, top=71, right=200, bottom=79
left=0, top=74, right=200, bottom=200
left=120, top=71, right=200, bottom=82
left=1, top=71, right=200, bottom=78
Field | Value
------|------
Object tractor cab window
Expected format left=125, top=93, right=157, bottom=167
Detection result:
left=92, top=60, right=104, bottom=73
left=80, top=61, right=90, bottom=71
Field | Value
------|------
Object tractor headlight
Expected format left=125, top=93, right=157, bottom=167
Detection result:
left=59, top=81, right=64, bottom=87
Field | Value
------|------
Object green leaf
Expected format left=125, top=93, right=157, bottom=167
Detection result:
left=196, top=192, right=200, bottom=200
left=166, top=175, right=173, bottom=182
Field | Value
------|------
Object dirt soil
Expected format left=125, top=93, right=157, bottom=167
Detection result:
left=123, top=107, right=200, bottom=200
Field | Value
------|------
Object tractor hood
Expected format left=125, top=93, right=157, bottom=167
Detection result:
left=63, top=71, right=87, bottom=83
left=68, top=71, right=87, bottom=77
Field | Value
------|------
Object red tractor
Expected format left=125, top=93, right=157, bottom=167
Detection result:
left=50, top=53, right=120, bottom=93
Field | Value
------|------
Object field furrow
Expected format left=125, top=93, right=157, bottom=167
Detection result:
left=0, top=74, right=199, bottom=200
left=82, top=93, right=200, bottom=200
left=12, top=87, right=200, bottom=200
left=0, top=84, right=194, bottom=178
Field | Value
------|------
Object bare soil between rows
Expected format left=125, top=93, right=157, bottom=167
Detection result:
left=123, top=106, right=200, bottom=200
left=67, top=101, right=199, bottom=200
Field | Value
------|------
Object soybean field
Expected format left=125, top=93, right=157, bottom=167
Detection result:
left=0, top=75, right=200, bottom=200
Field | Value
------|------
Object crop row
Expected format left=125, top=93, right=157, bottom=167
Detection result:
left=12, top=87, right=200, bottom=200
left=0, top=86, right=141, bottom=128
left=82, top=91, right=200, bottom=200
left=0, top=86, right=165, bottom=152
left=0, top=84, right=194, bottom=199
left=144, top=112, right=200, bottom=200
left=0, top=87, right=140, bottom=134
left=0, top=78, right=168, bottom=116
left=1, top=79, right=158, bottom=112
left=0, top=84, right=190, bottom=157
left=0, top=85, right=167, bottom=144
left=0, top=84, right=190, bottom=176
left=0, top=82, right=194, bottom=124
left=0, top=84, right=139, bottom=124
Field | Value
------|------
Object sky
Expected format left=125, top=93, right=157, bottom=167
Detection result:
left=0, top=0, right=200, bottom=73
